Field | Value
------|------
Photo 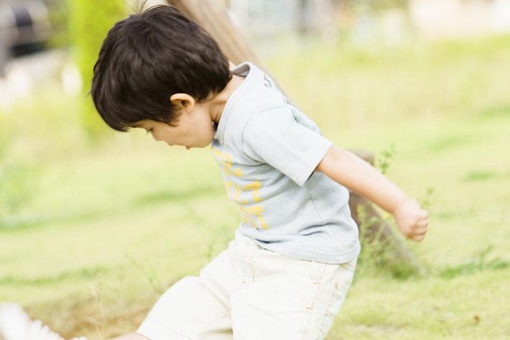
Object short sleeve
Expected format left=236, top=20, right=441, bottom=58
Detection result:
left=243, top=108, right=332, bottom=186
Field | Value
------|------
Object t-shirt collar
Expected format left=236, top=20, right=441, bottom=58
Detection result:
left=214, top=62, right=260, bottom=144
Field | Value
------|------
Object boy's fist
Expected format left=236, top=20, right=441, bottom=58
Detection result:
left=392, top=198, right=429, bottom=242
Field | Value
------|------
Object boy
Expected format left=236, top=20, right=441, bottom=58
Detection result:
left=91, top=5, right=429, bottom=340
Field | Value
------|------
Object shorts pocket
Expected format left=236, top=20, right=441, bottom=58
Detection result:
left=304, top=260, right=327, bottom=284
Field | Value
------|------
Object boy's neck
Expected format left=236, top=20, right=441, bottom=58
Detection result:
left=209, top=72, right=245, bottom=124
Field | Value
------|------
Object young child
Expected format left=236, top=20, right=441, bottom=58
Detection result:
left=91, top=5, right=429, bottom=340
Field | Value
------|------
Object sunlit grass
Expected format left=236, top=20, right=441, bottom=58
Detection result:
left=1, top=35, right=509, bottom=338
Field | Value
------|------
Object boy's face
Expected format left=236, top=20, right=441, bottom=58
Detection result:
left=134, top=106, right=215, bottom=150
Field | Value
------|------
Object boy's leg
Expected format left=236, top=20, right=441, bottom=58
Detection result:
left=137, top=276, right=232, bottom=339
left=229, top=241, right=357, bottom=340
left=136, top=243, right=240, bottom=340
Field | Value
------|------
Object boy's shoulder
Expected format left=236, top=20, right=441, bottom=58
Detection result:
left=230, top=63, right=290, bottom=115
left=217, top=62, right=309, bottom=147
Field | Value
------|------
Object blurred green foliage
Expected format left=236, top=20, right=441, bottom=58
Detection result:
left=67, top=0, right=127, bottom=138
left=0, top=116, right=37, bottom=225
left=0, top=162, right=37, bottom=225
left=46, top=0, right=70, bottom=49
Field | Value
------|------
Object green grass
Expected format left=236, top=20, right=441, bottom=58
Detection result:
left=1, top=36, right=510, bottom=338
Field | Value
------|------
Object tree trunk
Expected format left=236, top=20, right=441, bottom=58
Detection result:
left=165, top=0, right=262, bottom=66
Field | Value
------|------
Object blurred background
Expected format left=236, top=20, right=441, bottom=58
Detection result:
left=1, top=0, right=509, bottom=339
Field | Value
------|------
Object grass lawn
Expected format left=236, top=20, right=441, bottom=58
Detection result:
left=1, top=36, right=509, bottom=339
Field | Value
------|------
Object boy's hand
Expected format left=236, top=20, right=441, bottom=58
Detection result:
left=392, top=198, right=429, bottom=242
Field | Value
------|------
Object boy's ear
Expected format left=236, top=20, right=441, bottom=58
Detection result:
left=170, top=93, right=195, bottom=113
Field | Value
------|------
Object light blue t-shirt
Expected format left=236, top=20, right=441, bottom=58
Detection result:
left=212, top=62, right=360, bottom=264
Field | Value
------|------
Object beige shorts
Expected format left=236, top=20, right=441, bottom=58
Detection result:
left=137, top=232, right=356, bottom=340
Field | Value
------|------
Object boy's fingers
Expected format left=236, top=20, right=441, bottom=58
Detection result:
left=411, top=228, right=428, bottom=240
left=417, top=210, right=429, bottom=225
left=405, top=222, right=428, bottom=241
left=413, top=235, right=426, bottom=242
left=417, top=219, right=429, bottom=228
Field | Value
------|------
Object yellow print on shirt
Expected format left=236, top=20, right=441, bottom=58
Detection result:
left=243, top=181, right=262, bottom=203
left=213, top=148, right=269, bottom=230
left=240, top=205, right=269, bottom=229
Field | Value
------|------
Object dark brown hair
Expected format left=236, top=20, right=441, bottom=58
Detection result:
left=91, top=5, right=231, bottom=131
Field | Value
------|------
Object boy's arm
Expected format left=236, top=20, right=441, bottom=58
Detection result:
left=315, top=146, right=429, bottom=242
